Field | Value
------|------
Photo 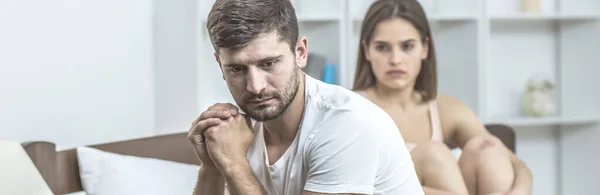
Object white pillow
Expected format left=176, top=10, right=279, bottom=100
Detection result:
left=64, top=191, right=87, bottom=195
left=76, top=146, right=200, bottom=195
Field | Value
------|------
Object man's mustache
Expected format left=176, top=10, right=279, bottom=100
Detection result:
left=244, top=92, right=279, bottom=102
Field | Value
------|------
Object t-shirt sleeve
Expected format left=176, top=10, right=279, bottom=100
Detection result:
left=303, top=111, right=381, bottom=194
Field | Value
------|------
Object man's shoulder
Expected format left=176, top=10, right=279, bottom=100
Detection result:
left=306, top=76, right=380, bottom=113
left=305, top=76, right=396, bottom=130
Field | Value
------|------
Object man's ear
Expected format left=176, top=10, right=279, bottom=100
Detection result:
left=214, top=51, right=221, bottom=67
left=295, top=36, right=308, bottom=69
left=214, top=51, right=225, bottom=80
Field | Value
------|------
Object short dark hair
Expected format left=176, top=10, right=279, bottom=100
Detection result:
left=206, top=0, right=299, bottom=53
left=352, top=0, right=438, bottom=102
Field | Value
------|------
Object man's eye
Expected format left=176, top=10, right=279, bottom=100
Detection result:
left=230, top=67, right=243, bottom=73
left=263, top=61, right=276, bottom=67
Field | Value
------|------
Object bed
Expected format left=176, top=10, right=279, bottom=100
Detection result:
left=21, top=124, right=515, bottom=195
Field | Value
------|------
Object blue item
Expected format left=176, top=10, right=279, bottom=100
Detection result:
left=322, top=63, right=337, bottom=84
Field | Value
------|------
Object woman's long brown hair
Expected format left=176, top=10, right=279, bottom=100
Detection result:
left=352, top=0, right=438, bottom=102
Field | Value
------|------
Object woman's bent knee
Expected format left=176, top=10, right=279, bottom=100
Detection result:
left=412, top=142, right=457, bottom=166
left=459, top=136, right=515, bottom=194
left=466, top=136, right=513, bottom=165
left=461, top=135, right=507, bottom=158
left=459, top=135, right=511, bottom=174
left=413, top=142, right=469, bottom=194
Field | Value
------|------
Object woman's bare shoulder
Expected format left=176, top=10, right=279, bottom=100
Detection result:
left=435, top=94, right=477, bottom=120
left=435, top=94, right=482, bottom=137
left=436, top=94, right=469, bottom=109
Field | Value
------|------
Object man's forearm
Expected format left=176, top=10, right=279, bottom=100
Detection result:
left=222, top=161, right=267, bottom=195
left=193, top=166, right=225, bottom=195
left=510, top=154, right=533, bottom=192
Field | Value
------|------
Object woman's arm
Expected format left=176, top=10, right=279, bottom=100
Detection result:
left=423, top=186, right=458, bottom=195
left=506, top=150, right=533, bottom=194
left=437, top=95, right=533, bottom=194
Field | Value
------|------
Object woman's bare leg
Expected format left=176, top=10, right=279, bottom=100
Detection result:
left=458, top=136, right=515, bottom=195
left=411, top=142, right=469, bottom=195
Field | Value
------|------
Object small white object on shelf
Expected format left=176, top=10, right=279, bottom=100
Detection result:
left=522, top=74, right=556, bottom=117
left=521, top=0, right=541, bottom=13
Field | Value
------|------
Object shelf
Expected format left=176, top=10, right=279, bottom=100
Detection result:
left=201, top=14, right=340, bottom=23
left=353, top=13, right=477, bottom=22
left=297, top=14, right=341, bottom=22
left=428, top=13, right=479, bottom=21
left=486, top=116, right=600, bottom=127
left=490, top=13, right=600, bottom=21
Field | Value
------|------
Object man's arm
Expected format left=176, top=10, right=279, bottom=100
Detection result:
left=193, top=166, right=225, bottom=195
left=221, top=160, right=267, bottom=195
left=188, top=103, right=243, bottom=195
left=198, top=112, right=267, bottom=195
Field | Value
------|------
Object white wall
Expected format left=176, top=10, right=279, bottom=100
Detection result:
left=0, top=0, right=206, bottom=148
left=198, top=0, right=237, bottom=113
left=153, top=0, right=200, bottom=134
left=513, top=127, right=559, bottom=195
left=0, top=0, right=217, bottom=149
left=0, top=0, right=155, bottom=150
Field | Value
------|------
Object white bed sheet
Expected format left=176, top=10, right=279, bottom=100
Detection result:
left=63, top=191, right=87, bottom=195
left=451, top=148, right=463, bottom=159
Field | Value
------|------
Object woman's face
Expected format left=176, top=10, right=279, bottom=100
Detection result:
left=364, top=18, right=429, bottom=90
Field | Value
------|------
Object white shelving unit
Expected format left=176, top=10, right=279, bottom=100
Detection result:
left=489, top=13, right=600, bottom=20
left=487, top=115, right=600, bottom=127
left=485, top=0, right=600, bottom=127
left=197, top=1, right=600, bottom=194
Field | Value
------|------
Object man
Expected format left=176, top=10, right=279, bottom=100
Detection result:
left=188, top=0, right=424, bottom=194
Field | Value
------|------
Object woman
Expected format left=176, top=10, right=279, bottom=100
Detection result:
left=352, top=0, right=533, bottom=195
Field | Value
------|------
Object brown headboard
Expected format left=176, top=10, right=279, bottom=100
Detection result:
left=22, top=132, right=199, bottom=195
left=486, top=124, right=516, bottom=153
left=445, top=124, right=517, bottom=153
left=21, top=124, right=516, bottom=195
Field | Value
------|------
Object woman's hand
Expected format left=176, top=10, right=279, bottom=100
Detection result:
left=505, top=188, right=531, bottom=195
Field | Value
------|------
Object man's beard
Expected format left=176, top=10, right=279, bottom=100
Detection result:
left=239, top=67, right=300, bottom=122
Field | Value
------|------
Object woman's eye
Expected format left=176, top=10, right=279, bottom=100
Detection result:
left=403, top=44, right=414, bottom=50
left=375, top=44, right=388, bottom=51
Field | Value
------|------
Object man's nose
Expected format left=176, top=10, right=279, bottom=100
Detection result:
left=246, top=68, right=267, bottom=95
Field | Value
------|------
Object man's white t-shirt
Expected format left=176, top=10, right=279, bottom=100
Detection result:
left=244, top=74, right=424, bottom=195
